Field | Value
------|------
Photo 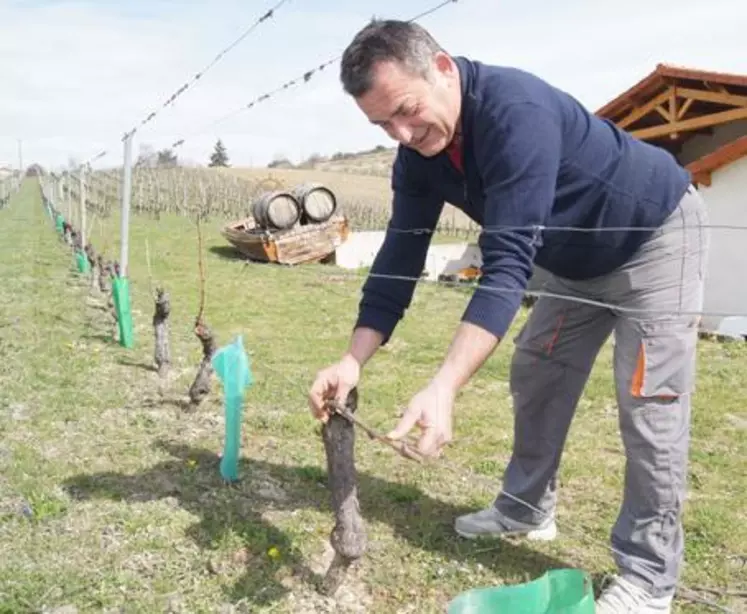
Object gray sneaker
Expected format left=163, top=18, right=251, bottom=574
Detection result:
left=454, top=505, right=557, bottom=540
left=595, top=576, right=673, bottom=613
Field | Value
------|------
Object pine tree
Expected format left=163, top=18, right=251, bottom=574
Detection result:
left=208, top=139, right=230, bottom=167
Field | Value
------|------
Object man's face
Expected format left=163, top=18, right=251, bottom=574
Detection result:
left=354, top=52, right=460, bottom=157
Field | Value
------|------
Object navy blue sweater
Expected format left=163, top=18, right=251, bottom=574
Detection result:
left=355, top=56, right=691, bottom=343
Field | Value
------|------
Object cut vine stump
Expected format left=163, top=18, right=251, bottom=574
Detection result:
left=186, top=317, right=216, bottom=410
left=153, top=287, right=171, bottom=378
left=320, top=387, right=367, bottom=596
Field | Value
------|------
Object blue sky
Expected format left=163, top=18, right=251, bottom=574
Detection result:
left=2, top=0, right=747, bottom=170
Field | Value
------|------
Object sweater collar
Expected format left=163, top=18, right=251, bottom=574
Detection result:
left=453, top=55, right=474, bottom=103
left=449, top=55, right=474, bottom=164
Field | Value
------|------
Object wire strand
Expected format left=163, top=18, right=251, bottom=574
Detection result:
left=385, top=222, right=747, bottom=235
left=358, top=270, right=746, bottom=319
left=123, top=0, right=292, bottom=141
left=170, top=0, right=461, bottom=150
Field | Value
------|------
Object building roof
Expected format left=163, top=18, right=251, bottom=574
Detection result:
left=687, top=134, right=747, bottom=186
left=595, top=63, right=747, bottom=155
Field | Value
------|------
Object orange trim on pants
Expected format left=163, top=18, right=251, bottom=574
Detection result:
left=630, top=340, right=677, bottom=400
left=631, top=341, right=645, bottom=397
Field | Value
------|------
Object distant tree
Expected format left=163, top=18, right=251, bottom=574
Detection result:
left=267, top=155, right=294, bottom=169
left=208, top=139, right=230, bottom=167
left=156, top=149, right=178, bottom=168
left=135, top=144, right=157, bottom=168
left=298, top=152, right=326, bottom=169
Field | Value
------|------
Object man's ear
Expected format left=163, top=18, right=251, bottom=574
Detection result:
left=433, top=51, right=455, bottom=76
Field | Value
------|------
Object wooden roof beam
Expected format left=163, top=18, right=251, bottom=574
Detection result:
left=677, top=87, right=747, bottom=108
left=631, top=106, right=747, bottom=139
left=617, top=88, right=673, bottom=128
left=668, top=86, right=679, bottom=139
left=687, top=134, right=747, bottom=180
left=691, top=170, right=712, bottom=186
left=677, top=97, right=694, bottom=120
left=703, top=81, right=729, bottom=94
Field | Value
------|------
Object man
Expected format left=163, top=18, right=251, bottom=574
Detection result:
left=308, top=19, right=709, bottom=614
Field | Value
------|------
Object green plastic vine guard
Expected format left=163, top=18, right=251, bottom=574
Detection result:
left=447, top=568, right=595, bottom=614
left=211, top=335, right=253, bottom=482
left=112, top=277, right=135, bottom=348
left=55, top=213, right=64, bottom=234
left=75, top=250, right=90, bottom=274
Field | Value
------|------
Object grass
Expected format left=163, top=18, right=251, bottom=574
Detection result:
left=0, top=179, right=745, bottom=613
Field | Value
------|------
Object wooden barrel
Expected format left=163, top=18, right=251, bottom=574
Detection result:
left=292, top=183, right=338, bottom=224
left=252, top=191, right=301, bottom=230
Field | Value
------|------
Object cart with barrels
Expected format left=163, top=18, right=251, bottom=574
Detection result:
left=221, top=182, right=350, bottom=265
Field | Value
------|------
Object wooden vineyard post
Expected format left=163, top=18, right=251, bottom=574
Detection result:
left=320, top=387, right=367, bottom=596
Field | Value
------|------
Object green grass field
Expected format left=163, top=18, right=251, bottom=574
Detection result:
left=1, top=179, right=745, bottom=613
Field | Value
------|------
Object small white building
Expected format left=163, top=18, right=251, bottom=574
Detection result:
left=597, top=64, right=747, bottom=337
left=334, top=230, right=482, bottom=281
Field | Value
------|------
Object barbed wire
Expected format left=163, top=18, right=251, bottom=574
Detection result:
left=53, top=0, right=459, bottom=169
left=85, top=150, right=109, bottom=166
left=57, top=0, right=293, bottom=170
left=170, top=0, right=461, bottom=151
left=123, top=0, right=292, bottom=142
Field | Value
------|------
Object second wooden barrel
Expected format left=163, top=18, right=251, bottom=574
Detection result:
left=252, top=191, right=301, bottom=230
left=293, top=183, right=338, bottom=224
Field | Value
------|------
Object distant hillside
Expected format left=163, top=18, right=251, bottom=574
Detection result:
left=268, top=145, right=397, bottom=177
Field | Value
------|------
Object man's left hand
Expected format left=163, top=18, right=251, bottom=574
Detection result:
left=386, top=378, right=456, bottom=458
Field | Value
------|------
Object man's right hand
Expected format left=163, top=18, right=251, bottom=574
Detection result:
left=308, top=353, right=361, bottom=423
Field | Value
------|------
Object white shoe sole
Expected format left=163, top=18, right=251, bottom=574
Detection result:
left=455, top=521, right=558, bottom=541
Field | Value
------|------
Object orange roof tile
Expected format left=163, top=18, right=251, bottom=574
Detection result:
left=686, top=134, right=747, bottom=185
left=596, top=63, right=747, bottom=120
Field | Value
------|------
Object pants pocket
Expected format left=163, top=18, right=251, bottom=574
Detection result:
left=630, top=318, right=698, bottom=399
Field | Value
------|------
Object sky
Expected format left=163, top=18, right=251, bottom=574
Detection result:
left=2, top=0, right=747, bottom=171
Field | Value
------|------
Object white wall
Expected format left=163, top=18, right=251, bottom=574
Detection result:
left=333, top=231, right=386, bottom=269
left=697, top=156, right=747, bottom=336
left=423, top=243, right=482, bottom=280
left=334, top=230, right=482, bottom=280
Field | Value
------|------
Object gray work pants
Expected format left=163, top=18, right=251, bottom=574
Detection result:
left=496, top=185, right=710, bottom=597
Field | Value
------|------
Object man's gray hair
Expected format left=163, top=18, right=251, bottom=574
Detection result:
left=340, top=19, right=444, bottom=97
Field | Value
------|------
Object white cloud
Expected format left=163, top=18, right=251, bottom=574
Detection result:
left=2, top=0, right=747, bottom=170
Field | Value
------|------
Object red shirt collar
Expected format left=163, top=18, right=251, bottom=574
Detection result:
left=445, top=131, right=463, bottom=174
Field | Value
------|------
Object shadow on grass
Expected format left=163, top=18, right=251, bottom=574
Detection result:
left=62, top=440, right=572, bottom=609
left=209, top=245, right=249, bottom=262
left=116, top=357, right=156, bottom=373
left=209, top=246, right=279, bottom=270
left=80, top=332, right=115, bottom=344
